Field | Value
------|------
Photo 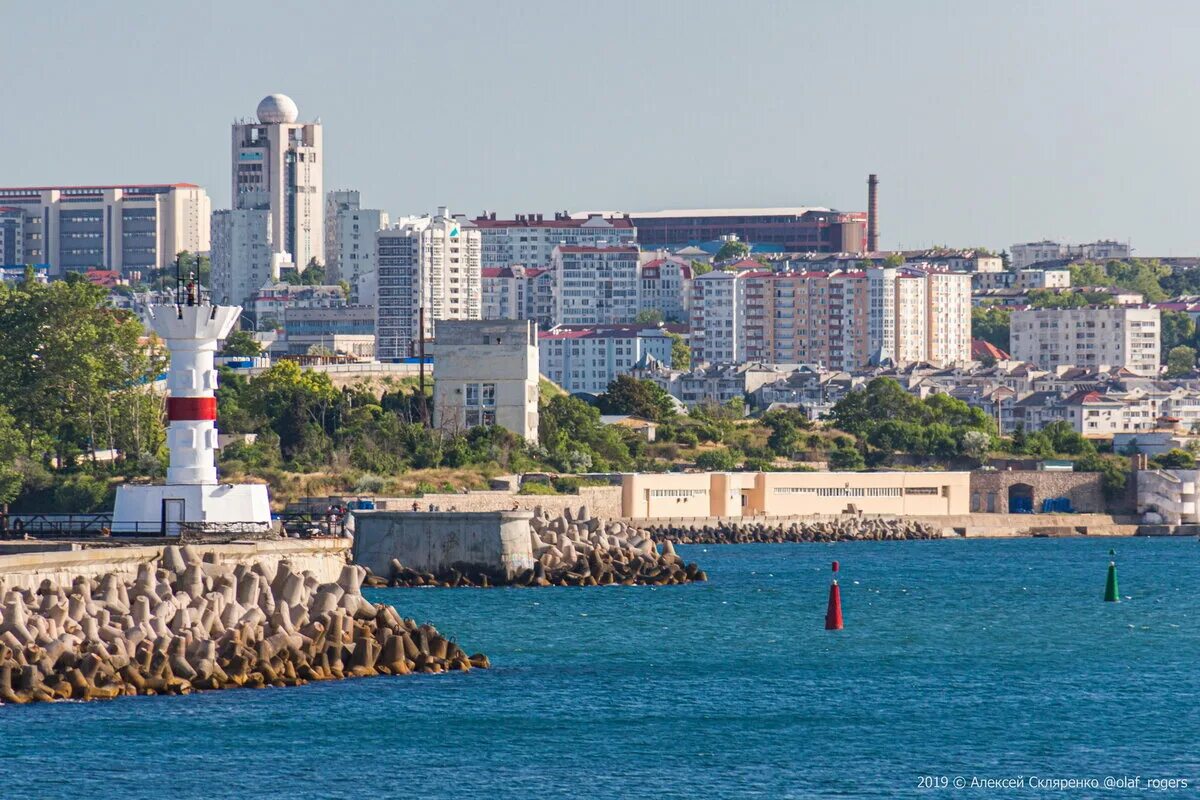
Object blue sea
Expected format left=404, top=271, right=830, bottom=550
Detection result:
left=3, top=538, right=1199, bottom=799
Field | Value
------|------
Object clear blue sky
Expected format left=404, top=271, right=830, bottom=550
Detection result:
left=3, top=1, right=1198, bottom=254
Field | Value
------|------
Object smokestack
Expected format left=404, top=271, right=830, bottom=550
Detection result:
left=867, top=174, right=879, bottom=253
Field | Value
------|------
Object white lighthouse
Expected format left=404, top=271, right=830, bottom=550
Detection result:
left=112, top=287, right=272, bottom=535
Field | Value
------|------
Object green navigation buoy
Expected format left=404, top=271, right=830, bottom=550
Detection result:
left=1104, top=548, right=1119, bottom=602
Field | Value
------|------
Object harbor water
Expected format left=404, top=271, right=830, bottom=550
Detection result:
left=2, top=537, right=1198, bottom=798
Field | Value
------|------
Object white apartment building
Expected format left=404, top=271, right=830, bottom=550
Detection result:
left=893, top=273, right=927, bottom=363
left=691, top=270, right=747, bottom=364
left=0, top=184, right=211, bottom=276
left=1010, top=306, right=1160, bottom=375
left=210, top=209, right=276, bottom=308
left=638, top=254, right=693, bottom=322
left=482, top=265, right=554, bottom=324
left=927, top=272, right=973, bottom=364
left=232, top=94, right=323, bottom=270
left=324, top=190, right=388, bottom=302
left=375, top=208, right=482, bottom=361
left=692, top=266, right=971, bottom=369
left=1011, top=240, right=1131, bottom=269
left=539, top=324, right=678, bottom=394
left=464, top=212, right=637, bottom=268
left=552, top=245, right=640, bottom=326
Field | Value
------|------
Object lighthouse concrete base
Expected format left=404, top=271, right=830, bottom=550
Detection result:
left=112, top=482, right=273, bottom=536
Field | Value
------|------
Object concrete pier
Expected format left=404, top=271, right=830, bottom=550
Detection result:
left=0, top=538, right=351, bottom=592
left=353, top=511, right=535, bottom=580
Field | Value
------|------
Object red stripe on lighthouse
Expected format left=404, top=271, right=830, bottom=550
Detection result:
left=167, top=397, right=217, bottom=421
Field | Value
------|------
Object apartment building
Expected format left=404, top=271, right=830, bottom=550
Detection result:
left=692, top=267, right=971, bottom=370
left=1009, top=306, right=1160, bottom=375
left=539, top=324, right=679, bottom=394
left=465, top=212, right=636, bottom=268
left=324, top=190, right=388, bottom=298
left=375, top=208, right=482, bottom=361
left=638, top=254, right=693, bottom=322
left=482, top=265, right=553, bottom=325
left=552, top=244, right=640, bottom=326
left=926, top=272, right=973, bottom=364
left=232, top=94, right=323, bottom=269
left=1011, top=240, right=1130, bottom=269
left=0, top=184, right=211, bottom=276
left=210, top=209, right=276, bottom=308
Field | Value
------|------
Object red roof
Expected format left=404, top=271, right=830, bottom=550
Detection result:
left=971, top=339, right=1011, bottom=360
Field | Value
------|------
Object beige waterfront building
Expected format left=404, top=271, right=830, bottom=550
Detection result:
left=621, top=471, right=970, bottom=519
left=0, top=183, right=210, bottom=277
left=231, top=94, right=323, bottom=270
left=1009, top=306, right=1160, bottom=375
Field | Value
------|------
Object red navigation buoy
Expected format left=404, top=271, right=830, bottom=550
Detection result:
left=825, top=561, right=843, bottom=631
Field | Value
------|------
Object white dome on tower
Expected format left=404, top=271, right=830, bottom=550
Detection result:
left=257, top=93, right=299, bottom=124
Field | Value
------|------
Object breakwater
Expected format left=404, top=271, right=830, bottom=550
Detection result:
left=0, top=544, right=487, bottom=704
left=382, top=507, right=706, bottom=587
left=643, top=516, right=942, bottom=544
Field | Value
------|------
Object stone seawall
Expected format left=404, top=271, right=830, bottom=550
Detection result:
left=372, top=487, right=622, bottom=519
left=631, top=513, right=1138, bottom=540
left=0, top=539, right=352, bottom=593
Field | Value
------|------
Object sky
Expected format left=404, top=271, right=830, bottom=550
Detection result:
left=2, top=0, right=1199, bottom=254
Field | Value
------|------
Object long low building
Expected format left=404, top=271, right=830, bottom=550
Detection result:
left=621, top=471, right=970, bottom=519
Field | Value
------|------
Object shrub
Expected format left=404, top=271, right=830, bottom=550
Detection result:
left=694, top=448, right=739, bottom=471
left=518, top=482, right=559, bottom=495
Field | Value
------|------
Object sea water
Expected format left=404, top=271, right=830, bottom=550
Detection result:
left=2, top=537, right=1198, bottom=798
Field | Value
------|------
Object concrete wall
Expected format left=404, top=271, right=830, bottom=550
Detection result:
left=0, top=538, right=351, bottom=593
left=353, top=511, right=535, bottom=579
left=634, top=512, right=1136, bottom=538
left=1137, top=469, right=1199, bottom=524
left=969, top=470, right=1105, bottom=514
left=622, top=471, right=971, bottom=519
left=374, top=486, right=622, bottom=518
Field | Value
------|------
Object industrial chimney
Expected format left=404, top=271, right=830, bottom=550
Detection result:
left=867, top=174, right=879, bottom=252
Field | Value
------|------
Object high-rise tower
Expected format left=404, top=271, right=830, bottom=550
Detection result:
left=231, top=93, right=324, bottom=270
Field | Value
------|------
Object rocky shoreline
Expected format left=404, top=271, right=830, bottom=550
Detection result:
left=644, top=517, right=942, bottom=544
left=383, top=507, right=707, bottom=588
left=0, top=545, right=486, bottom=705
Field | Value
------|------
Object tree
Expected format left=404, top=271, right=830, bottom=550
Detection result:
left=828, top=444, right=865, bottom=471
left=539, top=394, right=632, bottom=472
left=1154, top=448, right=1196, bottom=469
left=714, top=239, right=750, bottom=262
left=884, top=253, right=905, bottom=267
left=635, top=309, right=663, bottom=325
left=667, top=332, right=690, bottom=370
left=1074, top=451, right=1129, bottom=499
left=1162, top=311, right=1197, bottom=358
left=596, top=375, right=676, bottom=422
left=971, top=306, right=1011, bottom=351
left=300, top=260, right=327, bottom=285
left=694, top=447, right=738, bottom=471
left=1167, top=345, right=1197, bottom=378
left=690, top=260, right=713, bottom=276
left=0, top=276, right=165, bottom=467
left=960, top=430, right=992, bottom=462
left=221, top=330, right=262, bottom=357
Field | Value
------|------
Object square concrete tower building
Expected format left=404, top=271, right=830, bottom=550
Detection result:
left=428, top=320, right=539, bottom=443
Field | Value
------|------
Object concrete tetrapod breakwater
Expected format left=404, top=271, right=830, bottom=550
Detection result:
left=379, top=506, right=707, bottom=588
left=0, top=544, right=487, bottom=705
left=642, top=516, right=942, bottom=544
